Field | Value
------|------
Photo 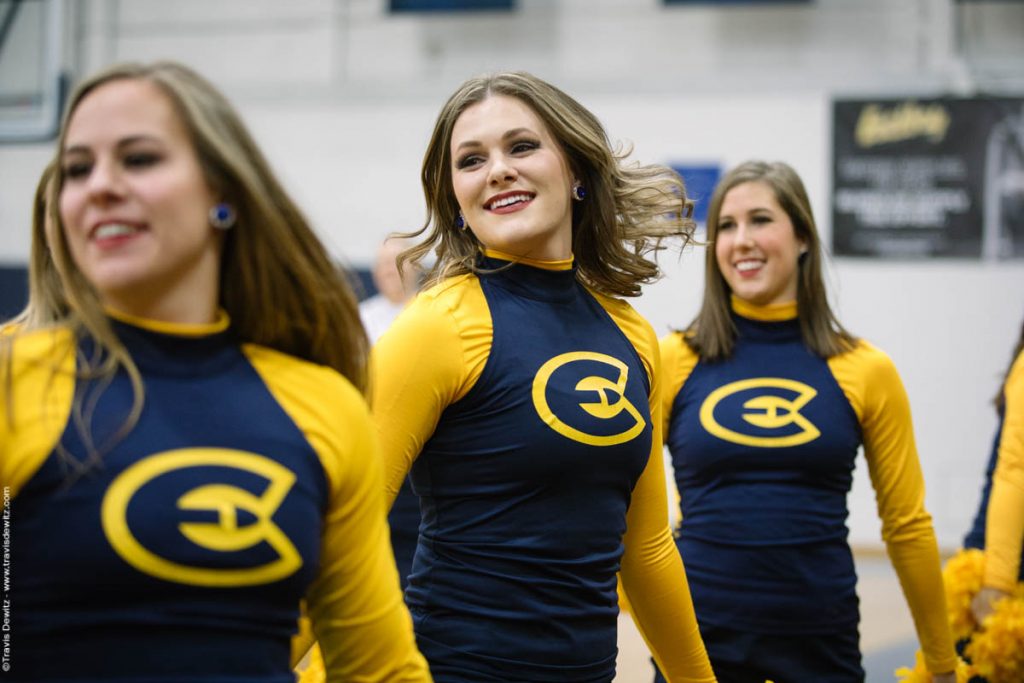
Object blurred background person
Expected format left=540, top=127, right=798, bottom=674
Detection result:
left=360, top=235, right=422, bottom=343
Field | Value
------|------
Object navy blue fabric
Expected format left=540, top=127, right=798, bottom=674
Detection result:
left=653, top=622, right=864, bottom=683
left=406, top=258, right=651, bottom=682
left=390, top=476, right=420, bottom=590
left=11, top=320, right=328, bottom=682
left=667, top=313, right=863, bottom=636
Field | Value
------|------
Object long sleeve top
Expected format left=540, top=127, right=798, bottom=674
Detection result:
left=0, top=311, right=430, bottom=683
left=659, top=297, right=957, bottom=675
left=965, top=349, right=1024, bottom=590
left=370, top=250, right=714, bottom=683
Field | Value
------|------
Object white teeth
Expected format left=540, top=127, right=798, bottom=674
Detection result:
left=94, top=223, right=139, bottom=239
left=489, top=194, right=531, bottom=209
left=735, top=260, right=762, bottom=272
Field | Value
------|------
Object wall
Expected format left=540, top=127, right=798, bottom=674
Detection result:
left=1, top=0, right=1023, bottom=549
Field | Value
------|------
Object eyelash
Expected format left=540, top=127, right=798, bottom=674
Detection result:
left=455, top=139, right=540, bottom=170
left=718, top=215, right=772, bottom=231
left=62, top=152, right=162, bottom=181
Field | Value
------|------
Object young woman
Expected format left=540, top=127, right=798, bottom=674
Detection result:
left=957, top=316, right=1024, bottom=680
left=0, top=61, right=430, bottom=682
left=370, top=71, right=715, bottom=682
left=658, top=160, right=956, bottom=683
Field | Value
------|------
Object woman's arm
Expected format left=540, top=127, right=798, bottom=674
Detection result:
left=831, top=342, right=957, bottom=675
left=369, top=280, right=486, bottom=507
left=976, top=352, right=1024, bottom=612
left=304, top=389, right=432, bottom=682
left=619, top=322, right=715, bottom=683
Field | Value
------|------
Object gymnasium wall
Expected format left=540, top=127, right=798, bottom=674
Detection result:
left=1, top=0, right=1023, bottom=549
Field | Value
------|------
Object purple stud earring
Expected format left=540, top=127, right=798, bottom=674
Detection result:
left=455, top=212, right=467, bottom=230
left=209, top=203, right=237, bottom=230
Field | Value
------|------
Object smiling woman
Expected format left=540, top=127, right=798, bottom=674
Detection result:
left=657, top=160, right=958, bottom=683
left=365, top=71, right=716, bottom=683
left=0, top=61, right=430, bottom=683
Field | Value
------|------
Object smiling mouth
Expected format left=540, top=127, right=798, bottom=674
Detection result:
left=485, top=193, right=535, bottom=211
left=734, top=260, right=763, bottom=273
left=93, top=223, right=142, bottom=240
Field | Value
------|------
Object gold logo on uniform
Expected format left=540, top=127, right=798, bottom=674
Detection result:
left=101, top=448, right=302, bottom=586
left=532, top=351, right=646, bottom=446
left=700, top=378, right=820, bottom=448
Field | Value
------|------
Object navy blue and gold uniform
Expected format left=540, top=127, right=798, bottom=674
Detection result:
left=371, top=251, right=713, bottom=683
left=964, top=349, right=1024, bottom=588
left=0, top=311, right=430, bottom=682
left=661, top=297, right=956, bottom=680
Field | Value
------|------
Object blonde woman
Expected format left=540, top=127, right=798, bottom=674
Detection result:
left=0, top=61, right=429, bottom=682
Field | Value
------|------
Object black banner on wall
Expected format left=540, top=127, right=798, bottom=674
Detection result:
left=832, top=97, right=1024, bottom=259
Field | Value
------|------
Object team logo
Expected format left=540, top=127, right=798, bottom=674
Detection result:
left=532, top=351, right=646, bottom=446
left=101, top=448, right=302, bottom=586
left=699, top=378, right=820, bottom=447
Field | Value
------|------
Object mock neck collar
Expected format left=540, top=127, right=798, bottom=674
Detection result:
left=483, top=248, right=574, bottom=271
left=479, top=249, right=578, bottom=304
left=105, top=307, right=231, bottom=337
left=730, top=295, right=798, bottom=322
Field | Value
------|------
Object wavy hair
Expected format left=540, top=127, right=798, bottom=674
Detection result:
left=400, top=71, right=694, bottom=298
left=686, top=160, right=856, bottom=361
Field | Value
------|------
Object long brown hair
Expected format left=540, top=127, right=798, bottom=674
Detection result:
left=401, top=71, right=694, bottom=298
left=7, top=61, right=367, bottom=462
left=686, top=160, right=856, bottom=361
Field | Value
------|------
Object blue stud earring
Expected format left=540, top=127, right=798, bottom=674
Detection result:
left=209, top=203, right=237, bottom=230
left=455, top=212, right=467, bottom=230
left=571, top=182, right=586, bottom=202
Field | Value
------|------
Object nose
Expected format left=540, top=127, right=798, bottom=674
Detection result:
left=487, top=153, right=518, bottom=186
left=734, top=221, right=755, bottom=247
left=84, top=157, right=125, bottom=205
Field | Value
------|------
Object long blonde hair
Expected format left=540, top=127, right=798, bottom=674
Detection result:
left=686, top=160, right=856, bottom=361
left=6, top=161, right=66, bottom=329
left=403, top=71, right=695, bottom=298
left=7, top=61, right=367, bottom=462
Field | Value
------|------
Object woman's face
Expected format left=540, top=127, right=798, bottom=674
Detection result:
left=59, top=77, right=223, bottom=323
left=449, top=94, right=575, bottom=261
left=714, top=180, right=806, bottom=307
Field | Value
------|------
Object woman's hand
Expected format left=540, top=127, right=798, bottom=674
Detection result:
left=970, top=585, right=1011, bottom=624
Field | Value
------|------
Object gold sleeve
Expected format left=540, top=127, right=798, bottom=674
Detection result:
left=984, top=351, right=1024, bottom=591
left=245, top=346, right=432, bottom=682
left=0, top=328, right=75, bottom=497
left=658, top=332, right=699, bottom=438
left=600, top=299, right=716, bottom=683
left=828, top=341, right=957, bottom=674
left=368, top=276, right=490, bottom=507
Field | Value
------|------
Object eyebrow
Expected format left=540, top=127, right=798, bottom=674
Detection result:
left=63, top=134, right=163, bottom=156
left=454, top=127, right=537, bottom=152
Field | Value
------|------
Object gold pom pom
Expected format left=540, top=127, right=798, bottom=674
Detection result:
left=897, top=548, right=1024, bottom=683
